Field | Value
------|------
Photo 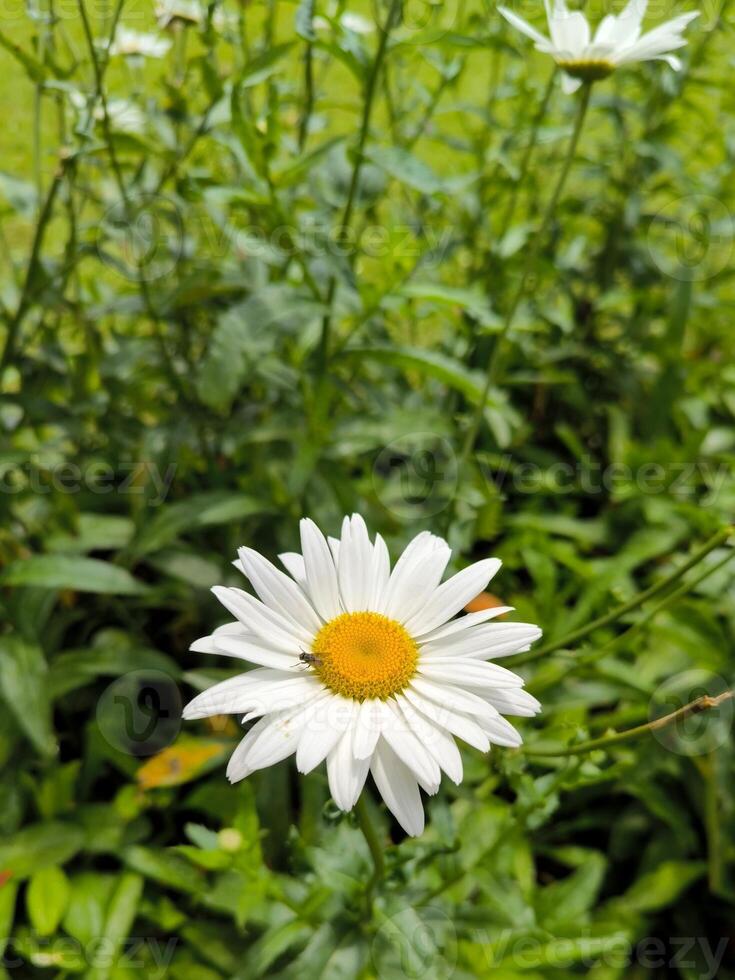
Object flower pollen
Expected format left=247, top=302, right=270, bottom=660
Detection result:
left=312, top=611, right=418, bottom=702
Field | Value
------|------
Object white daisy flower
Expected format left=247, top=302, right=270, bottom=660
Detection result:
left=155, top=0, right=203, bottom=29
left=498, top=0, right=699, bottom=93
left=110, top=27, right=172, bottom=59
left=183, top=515, right=542, bottom=836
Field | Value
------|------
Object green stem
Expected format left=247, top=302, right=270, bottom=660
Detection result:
left=0, top=165, right=65, bottom=381
left=524, top=689, right=734, bottom=758
left=459, top=82, right=592, bottom=469
left=575, top=547, right=735, bottom=671
left=316, top=0, right=401, bottom=379
left=697, top=751, right=723, bottom=894
left=496, top=67, right=557, bottom=243
left=354, top=793, right=384, bottom=914
left=514, top=525, right=733, bottom=666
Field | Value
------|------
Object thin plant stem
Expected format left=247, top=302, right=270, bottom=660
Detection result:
left=354, top=793, right=384, bottom=914
left=316, top=0, right=402, bottom=380
left=574, top=547, right=735, bottom=671
left=298, top=40, right=315, bottom=150
left=696, top=751, right=724, bottom=894
left=78, top=0, right=209, bottom=459
left=459, top=82, right=593, bottom=470
left=0, top=165, right=66, bottom=381
left=514, top=525, right=733, bottom=666
left=496, top=66, right=557, bottom=242
left=524, top=689, right=734, bottom=758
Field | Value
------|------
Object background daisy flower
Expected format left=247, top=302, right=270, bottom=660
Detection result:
left=499, top=0, right=699, bottom=92
left=184, top=515, right=542, bottom=836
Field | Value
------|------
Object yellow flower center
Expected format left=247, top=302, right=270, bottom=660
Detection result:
left=310, top=611, right=418, bottom=702
left=556, top=58, right=615, bottom=81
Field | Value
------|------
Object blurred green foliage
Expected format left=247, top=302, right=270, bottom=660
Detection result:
left=1, top=0, right=735, bottom=976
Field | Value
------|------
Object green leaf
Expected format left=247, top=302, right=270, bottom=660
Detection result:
left=367, top=145, right=443, bottom=194
left=338, top=343, right=518, bottom=445
left=129, top=491, right=272, bottom=556
left=535, top=852, right=607, bottom=929
left=0, top=635, right=54, bottom=756
left=47, top=642, right=180, bottom=701
left=339, top=343, right=484, bottom=400
left=0, top=172, right=37, bottom=218
left=1, top=555, right=148, bottom=595
left=26, top=866, right=70, bottom=936
left=0, top=30, right=46, bottom=83
left=85, top=873, right=144, bottom=980
left=0, top=822, right=85, bottom=880
left=63, top=874, right=116, bottom=945
left=241, top=42, right=295, bottom=87
left=46, top=514, right=135, bottom=553
left=273, top=137, right=344, bottom=188
left=615, top=861, right=706, bottom=914
left=0, top=878, right=18, bottom=960
left=196, top=289, right=324, bottom=413
left=399, top=280, right=501, bottom=329
left=123, top=846, right=205, bottom=895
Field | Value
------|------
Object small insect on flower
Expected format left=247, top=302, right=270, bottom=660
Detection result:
left=298, top=650, right=324, bottom=668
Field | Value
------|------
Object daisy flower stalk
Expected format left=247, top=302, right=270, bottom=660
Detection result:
left=183, top=516, right=542, bottom=837
left=499, top=0, right=699, bottom=93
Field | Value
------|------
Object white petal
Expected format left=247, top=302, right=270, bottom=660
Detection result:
left=183, top=671, right=321, bottom=720
left=296, top=695, right=357, bottom=774
left=279, top=551, right=306, bottom=586
left=183, top=669, right=284, bottom=718
left=379, top=699, right=441, bottom=792
left=476, top=714, right=524, bottom=748
left=560, top=71, right=583, bottom=94
left=384, top=532, right=451, bottom=624
left=337, top=514, right=375, bottom=611
left=418, top=659, right=525, bottom=689
left=420, top=623, right=542, bottom=661
left=395, top=695, right=462, bottom=784
left=207, top=633, right=298, bottom=670
left=300, top=518, right=343, bottom=620
left=408, top=675, right=494, bottom=718
left=236, top=547, right=322, bottom=635
left=369, top=533, right=391, bottom=611
left=483, top=688, right=542, bottom=717
left=417, top=606, right=515, bottom=643
left=403, top=558, right=502, bottom=636
left=353, top=699, right=383, bottom=760
left=212, top=586, right=312, bottom=650
left=226, top=703, right=313, bottom=782
left=548, top=8, right=590, bottom=55
left=402, top=688, right=491, bottom=752
left=499, top=5, right=550, bottom=46
left=327, top=727, right=371, bottom=810
left=371, top=740, right=424, bottom=837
